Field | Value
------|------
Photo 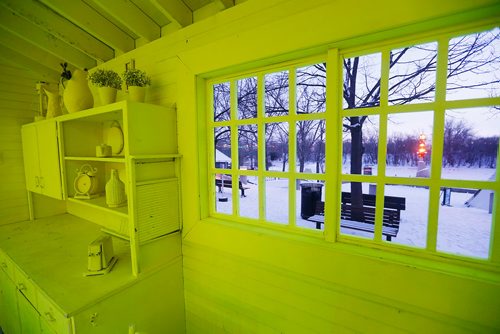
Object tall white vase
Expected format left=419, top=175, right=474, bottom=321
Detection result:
left=63, top=69, right=94, bottom=113
left=43, top=87, right=62, bottom=118
left=105, top=169, right=127, bottom=208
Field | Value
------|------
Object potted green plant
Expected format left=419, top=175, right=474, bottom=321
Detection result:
left=122, top=68, right=151, bottom=102
left=88, top=69, right=122, bottom=105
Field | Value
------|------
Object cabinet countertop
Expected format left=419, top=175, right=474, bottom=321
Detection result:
left=0, top=214, right=180, bottom=316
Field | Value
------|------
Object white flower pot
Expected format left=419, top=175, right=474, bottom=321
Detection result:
left=128, top=86, right=146, bottom=102
left=99, top=87, right=118, bottom=105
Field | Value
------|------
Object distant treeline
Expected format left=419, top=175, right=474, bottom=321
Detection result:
left=343, top=133, right=498, bottom=168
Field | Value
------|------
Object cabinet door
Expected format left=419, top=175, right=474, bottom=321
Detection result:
left=21, top=123, right=41, bottom=194
left=36, top=121, right=62, bottom=200
left=18, top=292, right=42, bottom=334
left=0, top=267, right=21, bottom=334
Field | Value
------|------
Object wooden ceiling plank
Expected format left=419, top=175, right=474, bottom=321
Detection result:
left=39, top=0, right=135, bottom=53
left=0, top=28, right=63, bottom=74
left=0, top=7, right=97, bottom=70
left=217, top=0, right=235, bottom=9
left=150, top=0, right=193, bottom=27
left=0, top=0, right=114, bottom=62
left=0, top=45, right=59, bottom=82
left=130, top=0, right=171, bottom=27
left=91, top=0, right=160, bottom=42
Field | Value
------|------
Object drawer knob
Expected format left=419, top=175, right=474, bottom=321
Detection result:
left=1, top=262, right=6, bottom=269
left=45, top=312, right=56, bottom=322
left=18, top=283, right=26, bottom=291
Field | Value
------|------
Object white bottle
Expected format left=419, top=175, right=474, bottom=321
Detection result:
left=105, top=169, right=126, bottom=208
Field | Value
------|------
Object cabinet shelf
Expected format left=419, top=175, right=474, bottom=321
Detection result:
left=64, top=156, right=125, bottom=163
left=67, top=196, right=128, bottom=218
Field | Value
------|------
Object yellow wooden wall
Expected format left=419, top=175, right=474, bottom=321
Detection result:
left=96, top=1, right=500, bottom=330
left=0, top=64, right=37, bottom=225
left=3, top=0, right=500, bottom=332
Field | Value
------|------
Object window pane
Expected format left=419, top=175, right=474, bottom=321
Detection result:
left=296, top=64, right=326, bottom=114
left=265, top=70, right=289, bottom=117
left=296, top=180, right=325, bottom=230
left=214, top=127, right=231, bottom=169
left=296, top=120, right=326, bottom=173
left=213, top=82, right=230, bottom=122
left=437, top=188, right=494, bottom=259
left=238, top=174, right=258, bottom=219
left=266, top=122, right=289, bottom=172
left=265, top=177, right=289, bottom=224
left=447, top=28, right=500, bottom=100
left=342, top=115, right=378, bottom=175
left=238, top=77, right=257, bottom=119
left=238, top=124, right=258, bottom=170
left=389, top=42, right=437, bottom=105
left=343, top=53, right=381, bottom=109
left=214, top=173, right=232, bottom=214
left=386, top=111, right=433, bottom=178
left=442, top=108, right=499, bottom=181
left=340, top=182, right=375, bottom=240
left=384, top=184, right=428, bottom=248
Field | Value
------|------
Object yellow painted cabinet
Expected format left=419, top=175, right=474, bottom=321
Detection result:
left=0, top=260, right=21, bottom=334
left=21, top=121, right=62, bottom=200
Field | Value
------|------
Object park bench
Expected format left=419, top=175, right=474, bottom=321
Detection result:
left=307, top=192, right=405, bottom=241
left=215, top=178, right=249, bottom=197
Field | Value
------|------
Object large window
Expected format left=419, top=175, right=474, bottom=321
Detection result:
left=207, top=26, right=499, bottom=264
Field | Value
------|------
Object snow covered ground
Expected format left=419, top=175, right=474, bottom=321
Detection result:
left=215, top=167, right=495, bottom=259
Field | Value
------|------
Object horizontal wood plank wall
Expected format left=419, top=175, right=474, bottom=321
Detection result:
left=183, top=222, right=500, bottom=333
left=0, top=64, right=37, bottom=224
left=20, top=0, right=500, bottom=332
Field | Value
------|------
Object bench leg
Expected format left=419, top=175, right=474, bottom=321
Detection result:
left=316, top=222, right=321, bottom=230
left=386, top=235, right=391, bottom=241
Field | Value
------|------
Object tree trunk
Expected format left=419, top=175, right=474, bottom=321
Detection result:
left=350, top=117, right=364, bottom=221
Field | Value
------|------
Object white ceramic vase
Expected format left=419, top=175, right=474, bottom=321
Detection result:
left=99, top=87, right=118, bottom=105
left=128, top=86, right=146, bottom=102
left=43, top=87, right=62, bottom=118
left=105, top=169, right=126, bottom=208
left=63, top=69, right=94, bottom=113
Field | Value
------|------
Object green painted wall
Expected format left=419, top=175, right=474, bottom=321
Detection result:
left=3, top=0, right=500, bottom=332
left=0, top=64, right=37, bottom=225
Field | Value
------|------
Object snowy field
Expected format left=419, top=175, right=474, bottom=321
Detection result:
left=215, top=166, right=496, bottom=259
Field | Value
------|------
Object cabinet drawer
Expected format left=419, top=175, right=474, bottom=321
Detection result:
left=38, top=292, right=72, bottom=334
left=14, top=268, right=38, bottom=308
left=0, top=250, right=15, bottom=281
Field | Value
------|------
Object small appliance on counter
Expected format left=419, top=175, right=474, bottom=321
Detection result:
left=84, top=234, right=118, bottom=276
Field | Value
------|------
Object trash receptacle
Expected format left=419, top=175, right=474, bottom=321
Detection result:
left=300, top=182, right=324, bottom=219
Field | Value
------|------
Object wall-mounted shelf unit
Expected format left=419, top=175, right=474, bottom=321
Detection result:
left=57, top=101, right=181, bottom=276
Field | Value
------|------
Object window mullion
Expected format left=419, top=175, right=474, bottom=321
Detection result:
left=324, top=48, right=340, bottom=242
left=373, top=50, right=391, bottom=243
left=427, top=37, right=449, bottom=252
left=257, top=73, right=266, bottom=221
left=230, top=80, right=239, bottom=217
left=288, top=67, right=297, bottom=228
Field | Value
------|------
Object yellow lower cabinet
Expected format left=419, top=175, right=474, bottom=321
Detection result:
left=17, top=292, right=42, bottom=334
left=15, top=269, right=38, bottom=310
left=40, top=317, right=57, bottom=334
left=0, top=264, right=21, bottom=334
left=37, top=293, right=72, bottom=334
